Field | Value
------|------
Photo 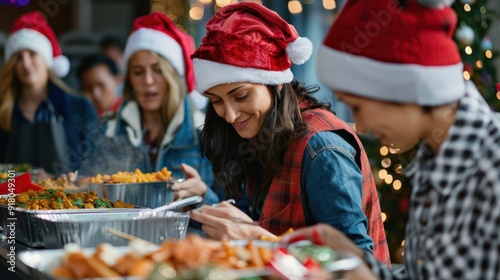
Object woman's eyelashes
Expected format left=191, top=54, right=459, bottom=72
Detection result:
left=210, top=94, right=250, bottom=105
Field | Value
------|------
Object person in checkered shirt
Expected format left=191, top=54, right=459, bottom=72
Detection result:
left=282, top=0, right=500, bottom=279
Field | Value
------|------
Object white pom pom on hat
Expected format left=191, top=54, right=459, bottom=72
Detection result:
left=287, top=36, right=313, bottom=65
left=52, top=55, right=70, bottom=78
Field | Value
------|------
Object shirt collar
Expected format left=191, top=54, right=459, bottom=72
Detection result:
left=405, top=94, right=490, bottom=196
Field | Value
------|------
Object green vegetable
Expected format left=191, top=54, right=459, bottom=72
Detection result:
left=72, top=198, right=84, bottom=207
left=56, top=197, right=63, bottom=209
left=94, top=198, right=112, bottom=208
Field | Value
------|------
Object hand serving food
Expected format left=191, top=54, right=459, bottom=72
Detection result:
left=171, top=163, right=208, bottom=200
left=190, top=201, right=277, bottom=240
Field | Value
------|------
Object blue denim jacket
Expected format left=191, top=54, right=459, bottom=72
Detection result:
left=213, top=131, right=373, bottom=251
left=89, top=97, right=218, bottom=204
left=301, top=131, right=373, bottom=251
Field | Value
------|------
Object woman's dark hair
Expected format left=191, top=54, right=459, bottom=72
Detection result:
left=201, top=80, right=330, bottom=208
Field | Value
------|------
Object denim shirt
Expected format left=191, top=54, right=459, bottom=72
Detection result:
left=213, top=131, right=373, bottom=251
left=301, top=131, right=373, bottom=251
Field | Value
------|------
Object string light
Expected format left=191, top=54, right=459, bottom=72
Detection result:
left=323, top=0, right=336, bottom=10
left=464, top=4, right=471, bottom=12
left=496, top=91, right=500, bottom=100
left=288, top=0, right=303, bottom=14
left=381, top=212, right=387, bottom=222
left=381, top=158, right=391, bottom=168
left=389, top=147, right=398, bottom=154
left=476, top=60, right=483, bottom=69
left=378, top=169, right=388, bottom=180
left=393, top=180, right=402, bottom=190
left=394, top=164, right=403, bottom=174
left=380, top=146, right=389, bottom=156
left=384, top=174, right=393, bottom=184
left=465, top=46, right=473, bottom=55
left=463, top=71, right=471, bottom=80
left=199, top=0, right=212, bottom=3
left=480, top=7, right=487, bottom=14
left=189, top=3, right=204, bottom=21
left=215, top=0, right=230, bottom=7
left=485, top=50, right=493, bottom=59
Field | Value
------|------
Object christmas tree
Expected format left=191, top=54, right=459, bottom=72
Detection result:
left=365, top=0, right=499, bottom=263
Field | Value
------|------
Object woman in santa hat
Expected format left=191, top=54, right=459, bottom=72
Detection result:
left=89, top=12, right=217, bottom=202
left=283, top=0, right=500, bottom=279
left=0, top=11, right=98, bottom=177
left=175, top=2, right=390, bottom=264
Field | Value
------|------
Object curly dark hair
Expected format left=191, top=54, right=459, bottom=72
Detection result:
left=201, top=80, right=331, bottom=207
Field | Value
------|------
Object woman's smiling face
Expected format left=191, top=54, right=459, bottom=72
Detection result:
left=205, top=83, right=274, bottom=139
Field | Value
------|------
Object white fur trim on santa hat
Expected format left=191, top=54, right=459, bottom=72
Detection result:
left=123, top=28, right=184, bottom=75
left=317, top=45, right=466, bottom=106
left=5, top=29, right=53, bottom=67
left=52, top=55, right=70, bottom=77
left=287, top=37, right=313, bottom=65
left=193, top=58, right=293, bottom=94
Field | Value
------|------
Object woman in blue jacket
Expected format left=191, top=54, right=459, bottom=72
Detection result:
left=90, top=12, right=216, bottom=202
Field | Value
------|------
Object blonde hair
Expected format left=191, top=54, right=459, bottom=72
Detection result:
left=123, top=51, right=185, bottom=135
left=0, top=53, right=74, bottom=132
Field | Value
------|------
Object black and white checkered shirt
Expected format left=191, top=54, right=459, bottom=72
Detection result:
left=364, top=89, right=500, bottom=279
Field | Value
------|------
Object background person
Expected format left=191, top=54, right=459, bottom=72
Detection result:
left=87, top=12, right=216, bottom=203
left=77, top=54, right=122, bottom=118
left=0, top=11, right=98, bottom=177
left=294, top=0, right=500, bottom=279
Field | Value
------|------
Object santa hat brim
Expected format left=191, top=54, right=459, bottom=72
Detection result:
left=123, top=28, right=184, bottom=76
left=5, top=29, right=70, bottom=77
left=317, top=45, right=466, bottom=105
left=5, top=29, right=52, bottom=67
left=193, top=58, right=294, bottom=94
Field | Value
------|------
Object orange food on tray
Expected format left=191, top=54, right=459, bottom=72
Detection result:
left=52, top=235, right=274, bottom=279
left=259, top=228, right=294, bottom=242
left=82, top=168, right=172, bottom=184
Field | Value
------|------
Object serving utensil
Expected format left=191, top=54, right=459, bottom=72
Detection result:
left=136, top=195, right=203, bottom=219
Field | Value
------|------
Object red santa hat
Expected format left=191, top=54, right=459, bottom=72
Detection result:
left=123, top=12, right=197, bottom=97
left=5, top=11, right=69, bottom=77
left=317, top=0, right=465, bottom=105
left=192, top=2, right=313, bottom=94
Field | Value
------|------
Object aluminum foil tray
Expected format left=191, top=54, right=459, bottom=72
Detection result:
left=76, top=178, right=184, bottom=208
left=0, top=203, right=146, bottom=248
left=36, top=210, right=190, bottom=249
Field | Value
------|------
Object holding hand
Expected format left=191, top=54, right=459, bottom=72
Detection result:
left=281, top=224, right=365, bottom=259
left=282, top=224, right=378, bottom=280
left=190, top=202, right=276, bottom=240
left=171, top=164, right=207, bottom=200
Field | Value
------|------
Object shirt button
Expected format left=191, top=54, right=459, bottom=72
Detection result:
left=416, top=258, right=423, bottom=265
left=420, top=218, right=428, bottom=226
